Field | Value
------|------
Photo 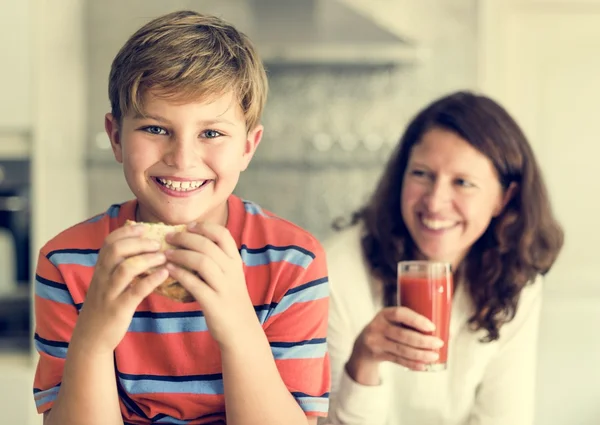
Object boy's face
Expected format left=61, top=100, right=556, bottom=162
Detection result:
left=105, top=90, right=263, bottom=225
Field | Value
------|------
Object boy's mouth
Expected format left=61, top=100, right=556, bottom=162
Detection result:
left=153, top=177, right=211, bottom=192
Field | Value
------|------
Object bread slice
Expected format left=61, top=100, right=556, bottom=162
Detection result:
left=124, top=219, right=194, bottom=303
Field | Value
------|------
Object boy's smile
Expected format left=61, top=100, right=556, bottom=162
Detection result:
left=153, top=176, right=213, bottom=196
left=105, top=90, right=263, bottom=226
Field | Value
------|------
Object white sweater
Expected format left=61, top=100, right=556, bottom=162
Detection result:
left=321, top=225, right=542, bottom=425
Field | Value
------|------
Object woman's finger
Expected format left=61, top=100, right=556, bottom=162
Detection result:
left=383, top=323, right=444, bottom=350
left=382, top=306, right=436, bottom=333
left=380, top=337, right=439, bottom=364
left=379, top=352, right=427, bottom=371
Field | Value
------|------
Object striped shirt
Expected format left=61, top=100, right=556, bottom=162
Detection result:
left=33, top=195, right=330, bottom=424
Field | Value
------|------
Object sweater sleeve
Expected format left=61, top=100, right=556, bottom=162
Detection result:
left=321, top=228, right=393, bottom=425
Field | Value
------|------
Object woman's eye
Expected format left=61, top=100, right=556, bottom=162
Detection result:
left=202, top=129, right=223, bottom=139
left=410, top=169, right=428, bottom=178
left=143, top=126, right=167, bottom=135
left=456, top=178, right=474, bottom=188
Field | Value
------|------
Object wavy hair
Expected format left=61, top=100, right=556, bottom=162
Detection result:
left=339, top=91, right=563, bottom=341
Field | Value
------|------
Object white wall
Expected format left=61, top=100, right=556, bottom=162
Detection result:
left=478, top=1, right=600, bottom=424
left=0, top=0, right=87, bottom=423
left=0, top=1, right=32, bottom=131
left=31, top=0, right=88, bottom=253
left=0, top=355, right=40, bottom=425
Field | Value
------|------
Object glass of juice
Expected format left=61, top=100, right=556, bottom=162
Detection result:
left=397, top=261, right=453, bottom=371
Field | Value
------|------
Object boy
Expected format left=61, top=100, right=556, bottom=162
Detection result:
left=32, top=10, right=330, bottom=425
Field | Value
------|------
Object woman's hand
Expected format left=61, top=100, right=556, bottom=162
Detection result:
left=346, top=307, right=444, bottom=385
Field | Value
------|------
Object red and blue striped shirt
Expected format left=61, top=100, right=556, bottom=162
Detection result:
left=33, top=195, right=330, bottom=424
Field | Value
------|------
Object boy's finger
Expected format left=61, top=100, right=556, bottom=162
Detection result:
left=103, top=223, right=146, bottom=246
left=190, top=222, right=239, bottom=260
left=165, top=250, right=222, bottom=284
left=122, top=267, right=169, bottom=306
left=166, top=263, right=214, bottom=303
left=99, top=237, right=163, bottom=276
left=166, top=231, right=229, bottom=268
left=110, top=252, right=167, bottom=294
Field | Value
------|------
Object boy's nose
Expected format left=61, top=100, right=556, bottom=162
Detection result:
left=163, top=140, right=197, bottom=170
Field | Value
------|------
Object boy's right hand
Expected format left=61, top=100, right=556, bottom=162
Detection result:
left=346, top=307, right=444, bottom=385
left=70, top=224, right=168, bottom=354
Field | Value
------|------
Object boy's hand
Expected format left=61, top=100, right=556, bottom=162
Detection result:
left=164, top=222, right=258, bottom=347
left=72, top=224, right=168, bottom=354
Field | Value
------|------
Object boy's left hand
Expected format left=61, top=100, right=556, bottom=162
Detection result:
left=164, top=222, right=259, bottom=347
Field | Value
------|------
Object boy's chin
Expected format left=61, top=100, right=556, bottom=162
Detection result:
left=137, top=206, right=202, bottom=226
left=136, top=195, right=229, bottom=225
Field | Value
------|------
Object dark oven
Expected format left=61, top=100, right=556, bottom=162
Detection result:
left=0, top=160, right=31, bottom=353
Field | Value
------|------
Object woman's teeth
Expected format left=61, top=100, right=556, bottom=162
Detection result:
left=421, top=217, right=456, bottom=230
left=157, top=178, right=206, bottom=191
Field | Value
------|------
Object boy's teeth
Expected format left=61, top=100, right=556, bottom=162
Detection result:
left=158, top=178, right=205, bottom=191
left=421, top=217, right=455, bottom=230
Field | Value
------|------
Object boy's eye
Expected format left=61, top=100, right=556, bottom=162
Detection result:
left=142, top=126, right=167, bottom=135
left=202, top=129, right=223, bottom=139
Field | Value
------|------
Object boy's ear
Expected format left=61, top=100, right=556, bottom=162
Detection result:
left=105, top=113, right=123, bottom=164
left=240, top=124, right=264, bottom=171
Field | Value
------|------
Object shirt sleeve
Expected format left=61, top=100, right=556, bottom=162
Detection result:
left=323, top=256, right=391, bottom=425
left=468, top=276, right=544, bottom=425
left=262, top=238, right=331, bottom=417
left=32, top=248, right=80, bottom=414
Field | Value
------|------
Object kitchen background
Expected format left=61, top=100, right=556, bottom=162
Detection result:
left=0, top=0, right=598, bottom=424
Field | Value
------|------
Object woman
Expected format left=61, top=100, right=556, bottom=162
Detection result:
left=322, top=91, right=563, bottom=425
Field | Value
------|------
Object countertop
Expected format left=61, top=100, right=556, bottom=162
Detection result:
left=0, top=132, right=30, bottom=160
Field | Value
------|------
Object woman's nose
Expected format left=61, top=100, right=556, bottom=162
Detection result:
left=423, top=180, right=452, bottom=212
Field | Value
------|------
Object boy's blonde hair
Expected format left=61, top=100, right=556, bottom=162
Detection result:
left=108, top=10, right=268, bottom=130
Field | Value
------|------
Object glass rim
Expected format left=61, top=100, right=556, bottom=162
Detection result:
left=397, top=260, right=452, bottom=273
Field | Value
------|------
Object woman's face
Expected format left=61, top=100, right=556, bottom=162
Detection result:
left=401, top=128, right=509, bottom=269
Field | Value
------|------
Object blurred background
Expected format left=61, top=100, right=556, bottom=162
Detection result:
left=0, top=0, right=599, bottom=423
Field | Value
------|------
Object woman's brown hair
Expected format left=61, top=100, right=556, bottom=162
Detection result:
left=340, top=91, right=564, bottom=341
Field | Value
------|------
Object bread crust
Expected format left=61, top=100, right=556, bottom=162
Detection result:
left=125, top=219, right=195, bottom=303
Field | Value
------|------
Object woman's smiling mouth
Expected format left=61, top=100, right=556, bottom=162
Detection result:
left=420, top=215, right=458, bottom=231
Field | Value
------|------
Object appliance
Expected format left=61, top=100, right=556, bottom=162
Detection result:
left=224, top=0, right=420, bottom=66
left=0, top=160, right=31, bottom=352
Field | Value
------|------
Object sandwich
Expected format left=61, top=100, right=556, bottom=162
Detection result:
left=124, top=219, right=195, bottom=303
